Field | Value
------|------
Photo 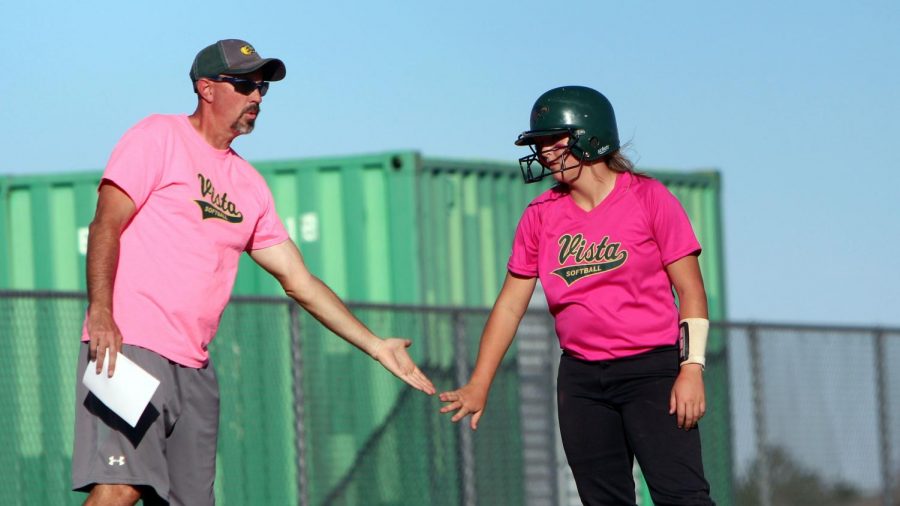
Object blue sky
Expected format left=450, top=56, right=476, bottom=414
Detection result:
left=4, top=0, right=899, bottom=326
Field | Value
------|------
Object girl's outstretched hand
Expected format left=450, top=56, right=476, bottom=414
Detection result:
left=439, top=382, right=489, bottom=430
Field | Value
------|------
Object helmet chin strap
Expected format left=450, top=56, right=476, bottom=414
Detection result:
left=539, top=149, right=584, bottom=180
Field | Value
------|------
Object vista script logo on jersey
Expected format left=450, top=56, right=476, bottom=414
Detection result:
left=194, top=173, right=244, bottom=223
left=551, top=233, right=628, bottom=286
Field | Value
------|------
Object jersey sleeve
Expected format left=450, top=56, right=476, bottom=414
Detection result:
left=646, top=181, right=702, bottom=265
left=245, top=178, right=290, bottom=251
left=507, top=203, right=540, bottom=277
left=101, top=117, right=166, bottom=208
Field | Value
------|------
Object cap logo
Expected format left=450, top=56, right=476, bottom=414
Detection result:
left=240, top=45, right=255, bottom=56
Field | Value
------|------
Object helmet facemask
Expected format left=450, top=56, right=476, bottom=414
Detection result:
left=517, top=130, right=585, bottom=184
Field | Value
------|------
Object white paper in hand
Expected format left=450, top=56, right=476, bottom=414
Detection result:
left=82, top=350, right=161, bottom=427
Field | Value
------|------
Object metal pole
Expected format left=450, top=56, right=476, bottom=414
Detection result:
left=453, top=311, right=477, bottom=506
left=516, top=311, right=558, bottom=506
left=874, top=330, right=892, bottom=506
left=748, top=324, right=772, bottom=506
left=290, top=303, right=310, bottom=506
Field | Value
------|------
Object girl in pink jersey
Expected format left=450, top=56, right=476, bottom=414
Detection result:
left=440, top=86, right=715, bottom=505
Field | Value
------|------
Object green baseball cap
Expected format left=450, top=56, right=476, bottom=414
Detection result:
left=189, top=39, right=286, bottom=82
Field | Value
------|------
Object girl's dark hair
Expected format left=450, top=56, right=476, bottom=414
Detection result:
left=605, top=149, right=635, bottom=174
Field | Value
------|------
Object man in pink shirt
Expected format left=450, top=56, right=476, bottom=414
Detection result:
left=72, top=39, right=434, bottom=506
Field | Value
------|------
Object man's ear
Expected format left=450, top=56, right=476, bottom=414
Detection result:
left=195, top=79, right=214, bottom=102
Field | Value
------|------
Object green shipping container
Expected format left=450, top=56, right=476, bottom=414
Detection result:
left=0, top=151, right=730, bottom=504
left=1, top=152, right=724, bottom=316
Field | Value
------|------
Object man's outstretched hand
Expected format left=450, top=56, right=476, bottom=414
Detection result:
left=372, top=338, right=436, bottom=395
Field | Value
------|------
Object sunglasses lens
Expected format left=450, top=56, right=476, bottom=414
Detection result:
left=234, top=81, right=255, bottom=95
left=229, top=79, right=268, bottom=96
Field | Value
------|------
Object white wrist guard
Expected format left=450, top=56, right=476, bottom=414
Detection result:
left=678, top=318, right=709, bottom=369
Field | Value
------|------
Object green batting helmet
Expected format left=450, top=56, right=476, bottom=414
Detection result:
left=515, top=86, right=620, bottom=183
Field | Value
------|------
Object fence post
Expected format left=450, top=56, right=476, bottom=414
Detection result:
left=748, top=324, right=772, bottom=506
left=514, top=312, right=558, bottom=506
left=874, top=329, right=892, bottom=506
left=452, top=311, right=477, bottom=506
left=289, top=302, right=310, bottom=506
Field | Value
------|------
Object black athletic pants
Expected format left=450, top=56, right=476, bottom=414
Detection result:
left=557, top=345, right=714, bottom=506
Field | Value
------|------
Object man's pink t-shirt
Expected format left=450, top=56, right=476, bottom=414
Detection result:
left=81, top=114, right=290, bottom=367
left=507, top=172, right=701, bottom=361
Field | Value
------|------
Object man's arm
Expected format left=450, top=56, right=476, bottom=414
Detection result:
left=249, top=241, right=435, bottom=394
left=86, top=182, right=136, bottom=377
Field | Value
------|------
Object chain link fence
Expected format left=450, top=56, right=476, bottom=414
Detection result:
left=0, top=291, right=897, bottom=505
left=725, top=322, right=899, bottom=506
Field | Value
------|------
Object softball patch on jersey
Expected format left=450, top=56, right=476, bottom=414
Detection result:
left=551, top=233, right=628, bottom=286
left=194, top=173, right=244, bottom=223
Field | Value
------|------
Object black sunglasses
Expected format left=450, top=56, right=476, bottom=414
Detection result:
left=208, top=76, right=270, bottom=96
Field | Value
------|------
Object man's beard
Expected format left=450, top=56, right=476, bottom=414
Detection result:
left=231, top=105, right=260, bottom=135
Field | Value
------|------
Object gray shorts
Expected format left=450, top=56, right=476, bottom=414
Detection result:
left=72, top=343, right=219, bottom=505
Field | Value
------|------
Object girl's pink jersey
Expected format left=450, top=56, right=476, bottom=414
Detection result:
left=508, top=171, right=701, bottom=360
left=81, top=115, right=289, bottom=367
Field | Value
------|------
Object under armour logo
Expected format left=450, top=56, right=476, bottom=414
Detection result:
left=108, top=456, right=125, bottom=466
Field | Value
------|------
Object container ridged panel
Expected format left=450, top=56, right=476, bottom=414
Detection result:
left=241, top=153, right=422, bottom=305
